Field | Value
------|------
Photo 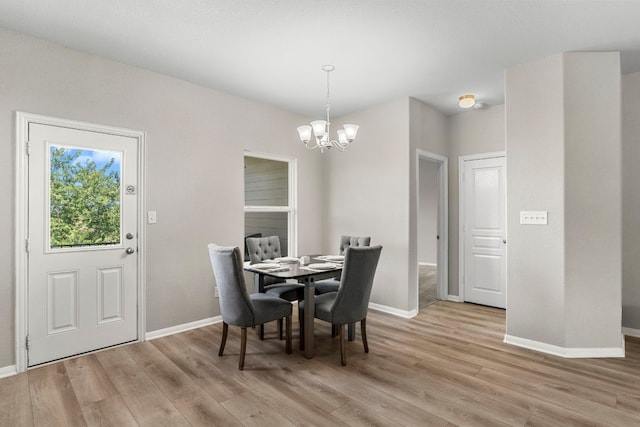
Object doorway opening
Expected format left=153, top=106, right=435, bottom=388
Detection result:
left=416, top=150, right=448, bottom=310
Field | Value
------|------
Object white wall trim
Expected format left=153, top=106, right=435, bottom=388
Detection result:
left=504, top=333, right=625, bottom=358
left=418, top=262, right=437, bottom=268
left=15, top=112, right=146, bottom=373
left=458, top=151, right=506, bottom=303
left=447, top=295, right=462, bottom=302
left=0, top=365, right=18, bottom=379
left=369, top=302, right=418, bottom=319
left=146, top=316, right=222, bottom=340
left=416, top=149, right=449, bottom=305
left=623, top=327, right=640, bottom=338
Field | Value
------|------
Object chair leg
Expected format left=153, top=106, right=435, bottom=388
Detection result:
left=239, top=327, right=247, bottom=370
left=278, top=318, right=284, bottom=340
left=219, top=322, right=228, bottom=356
left=285, top=315, right=292, bottom=354
left=331, top=324, right=337, bottom=337
left=338, top=324, right=347, bottom=366
left=361, top=318, right=369, bottom=353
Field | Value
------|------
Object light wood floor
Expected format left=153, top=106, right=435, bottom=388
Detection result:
left=419, top=264, right=438, bottom=308
left=2, top=301, right=640, bottom=426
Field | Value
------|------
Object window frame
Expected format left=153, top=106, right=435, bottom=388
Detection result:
left=243, top=150, right=297, bottom=257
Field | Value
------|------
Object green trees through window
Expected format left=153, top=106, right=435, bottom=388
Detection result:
left=49, top=146, right=121, bottom=248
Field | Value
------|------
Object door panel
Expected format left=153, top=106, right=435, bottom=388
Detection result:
left=463, top=156, right=506, bottom=308
left=28, top=123, right=138, bottom=366
left=97, top=266, right=124, bottom=323
left=47, top=271, right=78, bottom=333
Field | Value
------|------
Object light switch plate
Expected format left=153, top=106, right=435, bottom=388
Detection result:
left=520, top=211, right=548, bottom=225
left=147, top=211, right=157, bottom=224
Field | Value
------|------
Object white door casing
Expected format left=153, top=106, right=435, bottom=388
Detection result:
left=15, top=113, right=145, bottom=370
left=460, top=154, right=506, bottom=308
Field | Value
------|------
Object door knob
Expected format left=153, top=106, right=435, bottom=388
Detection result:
left=126, top=233, right=134, bottom=240
left=126, top=247, right=135, bottom=254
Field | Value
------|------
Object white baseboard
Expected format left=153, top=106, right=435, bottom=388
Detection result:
left=504, top=333, right=625, bottom=358
left=145, top=316, right=222, bottom=341
left=418, top=262, right=437, bottom=268
left=0, top=365, right=17, bottom=379
left=623, top=327, right=640, bottom=338
left=447, top=295, right=461, bottom=302
left=369, top=302, right=418, bottom=319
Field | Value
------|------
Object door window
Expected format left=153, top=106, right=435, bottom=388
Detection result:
left=49, top=145, right=122, bottom=249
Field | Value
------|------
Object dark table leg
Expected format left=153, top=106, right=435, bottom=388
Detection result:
left=256, top=274, right=265, bottom=340
left=348, top=323, right=356, bottom=341
left=303, top=278, right=315, bottom=359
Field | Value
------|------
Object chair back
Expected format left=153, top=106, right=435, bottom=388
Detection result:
left=246, top=236, right=282, bottom=263
left=245, top=236, right=285, bottom=286
left=331, top=245, right=382, bottom=324
left=339, top=235, right=371, bottom=255
left=208, top=244, right=255, bottom=327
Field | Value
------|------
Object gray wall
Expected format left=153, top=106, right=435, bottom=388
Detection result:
left=504, top=54, right=566, bottom=345
left=324, top=99, right=412, bottom=311
left=563, top=53, right=621, bottom=347
left=622, top=72, right=640, bottom=331
left=505, top=52, right=622, bottom=349
left=0, top=28, right=325, bottom=368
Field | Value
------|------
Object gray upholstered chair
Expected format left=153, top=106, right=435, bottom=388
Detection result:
left=314, top=235, right=372, bottom=295
left=246, top=236, right=304, bottom=299
left=208, top=244, right=292, bottom=370
left=300, top=245, right=382, bottom=365
left=245, top=235, right=304, bottom=339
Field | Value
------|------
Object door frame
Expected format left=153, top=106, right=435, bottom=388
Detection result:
left=458, top=151, right=505, bottom=302
left=416, top=149, right=448, bottom=303
left=14, top=112, right=146, bottom=372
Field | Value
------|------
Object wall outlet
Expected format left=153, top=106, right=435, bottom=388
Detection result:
left=147, top=210, right=157, bottom=224
left=520, top=210, right=548, bottom=225
left=214, top=287, right=219, bottom=298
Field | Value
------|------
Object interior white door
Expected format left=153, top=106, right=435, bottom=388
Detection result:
left=28, top=123, right=139, bottom=366
left=463, top=156, right=506, bottom=308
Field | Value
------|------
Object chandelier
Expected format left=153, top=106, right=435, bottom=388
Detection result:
left=297, top=65, right=359, bottom=153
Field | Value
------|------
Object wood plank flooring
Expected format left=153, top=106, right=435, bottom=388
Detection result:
left=2, top=301, right=640, bottom=426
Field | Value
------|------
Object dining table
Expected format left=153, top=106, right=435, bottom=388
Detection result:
left=244, top=255, right=343, bottom=359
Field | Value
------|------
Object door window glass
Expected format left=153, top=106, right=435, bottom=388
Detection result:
left=49, top=145, right=122, bottom=248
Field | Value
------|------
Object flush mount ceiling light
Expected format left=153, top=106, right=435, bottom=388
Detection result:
left=297, top=65, right=359, bottom=153
left=458, top=94, right=476, bottom=108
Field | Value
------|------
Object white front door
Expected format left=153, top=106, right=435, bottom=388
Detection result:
left=463, top=155, right=506, bottom=308
left=27, top=122, right=139, bottom=366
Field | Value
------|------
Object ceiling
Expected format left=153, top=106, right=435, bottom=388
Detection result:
left=2, top=1, right=640, bottom=117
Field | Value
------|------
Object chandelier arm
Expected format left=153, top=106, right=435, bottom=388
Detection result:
left=331, top=139, right=350, bottom=151
left=304, top=139, right=322, bottom=150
